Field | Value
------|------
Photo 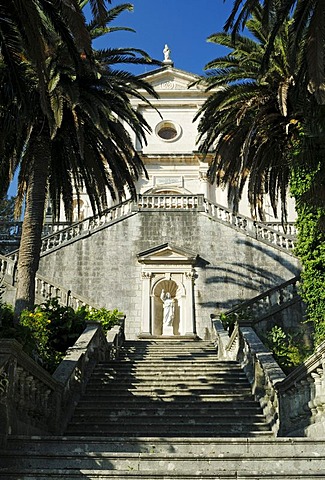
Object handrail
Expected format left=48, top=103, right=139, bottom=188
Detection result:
left=35, top=274, right=101, bottom=310
left=0, top=256, right=99, bottom=315
left=39, top=199, right=135, bottom=256
left=222, top=275, right=301, bottom=325
left=0, top=253, right=16, bottom=286
left=2, top=196, right=296, bottom=261
left=212, top=318, right=285, bottom=436
left=203, top=199, right=296, bottom=252
left=213, top=317, right=325, bottom=437
left=276, top=339, right=325, bottom=437
left=0, top=320, right=125, bottom=441
left=137, top=193, right=205, bottom=210
left=0, top=220, right=71, bottom=239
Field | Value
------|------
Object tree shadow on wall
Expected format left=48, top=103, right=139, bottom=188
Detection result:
left=200, top=238, right=300, bottom=310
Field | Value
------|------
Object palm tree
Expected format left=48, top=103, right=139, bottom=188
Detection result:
left=0, top=2, right=159, bottom=316
left=225, top=0, right=325, bottom=105
left=195, top=6, right=303, bottom=221
left=0, top=0, right=110, bottom=131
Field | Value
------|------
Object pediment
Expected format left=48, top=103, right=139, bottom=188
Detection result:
left=138, top=67, right=203, bottom=92
left=137, top=243, right=199, bottom=265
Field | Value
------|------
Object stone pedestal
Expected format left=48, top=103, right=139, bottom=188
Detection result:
left=163, top=325, right=173, bottom=336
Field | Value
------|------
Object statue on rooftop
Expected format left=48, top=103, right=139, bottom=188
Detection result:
left=163, top=44, right=171, bottom=62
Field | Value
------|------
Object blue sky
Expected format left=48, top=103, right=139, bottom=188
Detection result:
left=8, top=0, right=232, bottom=198
left=92, top=0, right=232, bottom=75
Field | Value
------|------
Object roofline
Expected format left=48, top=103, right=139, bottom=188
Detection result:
left=137, top=65, right=201, bottom=81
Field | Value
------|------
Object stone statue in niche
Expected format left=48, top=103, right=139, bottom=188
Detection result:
left=160, top=289, right=175, bottom=327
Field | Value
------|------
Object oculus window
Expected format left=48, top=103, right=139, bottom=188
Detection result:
left=156, top=121, right=182, bottom=142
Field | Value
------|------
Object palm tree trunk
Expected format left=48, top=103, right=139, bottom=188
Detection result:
left=14, top=131, right=50, bottom=318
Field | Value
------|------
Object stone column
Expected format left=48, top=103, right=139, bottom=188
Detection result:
left=141, top=272, right=152, bottom=335
left=183, top=271, right=195, bottom=335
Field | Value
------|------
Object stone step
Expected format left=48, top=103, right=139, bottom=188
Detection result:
left=92, top=365, right=247, bottom=378
left=83, top=382, right=252, bottom=391
left=75, top=392, right=255, bottom=401
left=86, top=378, right=250, bottom=388
left=3, top=436, right=323, bottom=457
left=3, top=437, right=322, bottom=478
left=70, top=413, right=267, bottom=425
left=121, top=341, right=216, bottom=348
left=65, top=420, right=271, bottom=436
left=114, top=358, right=224, bottom=364
left=2, top=448, right=323, bottom=473
left=94, top=363, right=242, bottom=370
left=80, top=388, right=254, bottom=398
left=67, top=341, right=270, bottom=439
left=1, top=470, right=323, bottom=479
left=73, top=401, right=262, bottom=412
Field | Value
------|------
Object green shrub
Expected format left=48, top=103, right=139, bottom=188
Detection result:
left=264, top=325, right=312, bottom=374
left=0, top=294, right=123, bottom=374
left=84, top=307, right=123, bottom=334
left=220, top=309, right=250, bottom=335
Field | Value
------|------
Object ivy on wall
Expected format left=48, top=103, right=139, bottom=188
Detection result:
left=290, top=165, right=325, bottom=346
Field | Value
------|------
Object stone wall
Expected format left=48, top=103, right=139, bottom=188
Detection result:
left=38, top=211, right=301, bottom=340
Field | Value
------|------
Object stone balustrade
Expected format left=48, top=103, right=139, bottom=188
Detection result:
left=0, top=321, right=125, bottom=442
left=1, top=197, right=296, bottom=266
left=212, top=318, right=286, bottom=435
left=277, top=340, right=325, bottom=437
left=0, top=254, right=16, bottom=286
left=213, top=316, right=325, bottom=437
left=265, top=222, right=297, bottom=236
left=35, top=274, right=101, bottom=310
left=0, top=339, right=61, bottom=439
left=0, top=221, right=70, bottom=246
left=203, top=199, right=296, bottom=252
left=138, top=194, right=204, bottom=210
left=223, top=275, right=301, bottom=325
left=39, top=199, right=134, bottom=255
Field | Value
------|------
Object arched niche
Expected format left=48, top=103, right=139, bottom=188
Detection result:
left=151, top=278, right=186, bottom=336
left=137, top=243, right=200, bottom=338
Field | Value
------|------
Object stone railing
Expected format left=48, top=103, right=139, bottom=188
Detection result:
left=0, top=320, right=125, bottom=442
left=212, top=318, right=286, bottom=436
left=137, top=194, right=205, bottom=210
left=0, top=221, right=70, bottom=244
left=0, top=254, right=16, bottom=286
left=213, top=317, right=325, bottom=437
left=277, top=340, right=325, bottom=437
left=1, top=196, right=296, bottom=263
left=203, top=199, right=296, bottom=252
left=0, top=254, right=98, bottom=310
left=35, top=274, right=101, bottom=310
left=39, top=199, right=135, bottom=256
left=222, top=275, right=301, bottom=327
left=265, top=222, right=297, bottom=236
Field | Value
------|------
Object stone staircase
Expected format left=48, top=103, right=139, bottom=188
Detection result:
left=1, top=340, right=324, bottom=479
left=66, top=340, right=271, bottom=438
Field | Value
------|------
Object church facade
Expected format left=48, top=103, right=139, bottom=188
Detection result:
left=38, top=52, right=300, bottom=340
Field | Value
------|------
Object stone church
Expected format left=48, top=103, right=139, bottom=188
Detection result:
left=37, top=49, right=300, bottom=340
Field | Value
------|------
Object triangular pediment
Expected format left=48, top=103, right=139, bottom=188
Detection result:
left=138, top=66, right=204, bottom=92
left=137, top=243, right=199, bottom=265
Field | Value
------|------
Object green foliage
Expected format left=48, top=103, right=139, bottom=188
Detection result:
left=0, top=295, right=123, bottom=373
left=264, top=325, right=312, bottom=373
left=290, top=165, right=325, bottom=346
left=220, top=309, right=251, bottom=335
left=0, top=196, right=15, bottom=221
left=84, top=307, right=123, bottom=334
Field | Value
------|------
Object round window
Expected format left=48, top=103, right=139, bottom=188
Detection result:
left=155, top=121, right=182, bottom=142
